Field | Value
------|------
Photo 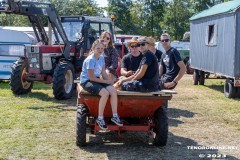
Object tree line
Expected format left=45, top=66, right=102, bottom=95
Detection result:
left=0, top=0, right=230, bottom=40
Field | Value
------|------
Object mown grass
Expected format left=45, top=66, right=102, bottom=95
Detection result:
left=0, top=75, right=239, bottom=159
left=172, top=75, right=240, bottom=130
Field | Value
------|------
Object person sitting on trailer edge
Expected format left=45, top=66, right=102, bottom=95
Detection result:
left=80, top=39, right=123, bottom=130
left=120, top=37, right=142, bottom=77
left=115, top=37, right=159, bottom=92
left=159, top=33, right=186, bottom=90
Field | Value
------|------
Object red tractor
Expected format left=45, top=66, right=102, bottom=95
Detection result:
left=0, top=0, right=127, bottom=99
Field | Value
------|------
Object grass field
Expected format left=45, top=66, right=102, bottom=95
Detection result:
left=0, top=75, right=239, bottom=159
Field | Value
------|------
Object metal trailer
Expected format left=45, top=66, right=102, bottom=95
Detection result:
left=76, top=83, right=176, bottom=147
left=190, top=0, right=240, bottom=98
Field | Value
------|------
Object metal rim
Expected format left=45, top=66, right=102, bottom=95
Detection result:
left=64, top=69, right=73, bottom=94
left=21, top=68, right=31, bottom=89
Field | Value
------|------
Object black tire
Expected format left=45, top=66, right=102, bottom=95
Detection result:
left=199, top=71, right=205, bottom=85
left=236, top=87, right=240, bottom=98
left=153, top=105, right=168, bottom=146
left=76, top=104, right=87, bottom=147
left=9, top=59, right=33, bottom=95
left=53, top=61, right=75, bottom=100
left=186, top=61, right=191, bottom=74
left=224, top=79, right=236, bottom=98
left=193, top=69, right=199, bottom=85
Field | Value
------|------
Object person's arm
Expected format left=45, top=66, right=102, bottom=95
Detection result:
left=121, top=68, right=134, bottom=77
left=173, top=61, right=186, bottom=83
left=108, top=48, right=118, bottom=70
left=132, top=64, right=147, bottom=80
left=159, top=64, right=164, bottom=77
left=88, top=67, right=114, bottom=85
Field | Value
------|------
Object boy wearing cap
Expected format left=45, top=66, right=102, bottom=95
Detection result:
left=116, top=37, right=159, bottom=92
left=121, top=37, right=142, bottom=77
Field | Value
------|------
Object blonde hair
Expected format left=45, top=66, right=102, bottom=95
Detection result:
left=89, top=39, right=104, bottom=55
left=147, top=37, right=156, bottom=46
left=161, top=33, right=171, bottom=39
left=100, top=31, right=114, bottom=48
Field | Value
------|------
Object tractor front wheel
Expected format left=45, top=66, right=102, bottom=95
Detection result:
left=53, top=61, right=75, bottom=100
left=10, top=59, right=33, bottom=95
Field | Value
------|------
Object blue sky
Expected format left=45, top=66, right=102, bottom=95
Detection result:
left=95, top=0, right=108, bottom=7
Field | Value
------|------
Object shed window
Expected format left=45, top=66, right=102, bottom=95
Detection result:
left=205, top=24, right=217, bottom=46
left=208, top=25, right=214, bottom=44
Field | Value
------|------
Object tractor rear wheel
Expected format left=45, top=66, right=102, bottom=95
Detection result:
left=76, top=104, right=87, bottom=147
left=224, top=79, right=236, bottom=98
left=53, top=61, right=75, bottom=100
left=10, top=59, right=33, bottom=95
left=153, top=105, right=168, bottom=146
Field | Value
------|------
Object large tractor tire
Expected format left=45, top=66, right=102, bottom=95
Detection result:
left=224, top=79, right=236, bottom=98
left=9, top=59, right=33, bottom=95
left=53, top=61, right=75, bottom=100
left=153, top=105, right=168, bottom=147
left=193, top=69, right=199, bottom=85
left=76, top=104, right=87, bottom=147
left=199, top=71, right=205, bottom=85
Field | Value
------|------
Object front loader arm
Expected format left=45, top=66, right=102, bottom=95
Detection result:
left=0, top=0, right=71, bottom=59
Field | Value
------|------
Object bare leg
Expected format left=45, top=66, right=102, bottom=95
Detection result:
left=98, top=88, right=110, bottom=116
left=106, top=86, right=118, bottom=114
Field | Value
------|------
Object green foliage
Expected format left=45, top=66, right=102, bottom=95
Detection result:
left=161, top=0, right=192, bottom=40
left=50, top=0, right=103, bottom=16
left=107, top=0, right=132, bottom=34
left=0, top=0, right=228, bottom=40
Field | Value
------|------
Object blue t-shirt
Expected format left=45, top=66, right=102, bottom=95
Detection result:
left=80, top=54, right=105, bottom=84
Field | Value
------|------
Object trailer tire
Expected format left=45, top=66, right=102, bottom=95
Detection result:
left=76, top=104, right=87, bottom=147
left=193, top=69, right=199, bottom=85
left=186, top=61, right=191, bottom=74
left=199, top=71, right=205, bottom=85
left=153, top=105, right=168, bottom=146
left=224, top=79, right=236, bottom=98
left=53, top=61, right=75, bottom=100
left=236, top=87, right=240, bottom=98
left=10, top=59, right=33, bottom=95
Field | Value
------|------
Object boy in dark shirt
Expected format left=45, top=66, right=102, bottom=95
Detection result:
left=121, top=37, right=142, bottom=77
left=159, top=33, right=186, bottom=90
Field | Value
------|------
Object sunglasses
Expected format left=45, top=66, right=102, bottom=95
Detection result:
left=161, top=39, right=170, bottom=43
left=105, top=37, right=110, bottom=40
left=137, top=43, right=146, bottom=47
left=130, top=45, right=138, bottom=48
